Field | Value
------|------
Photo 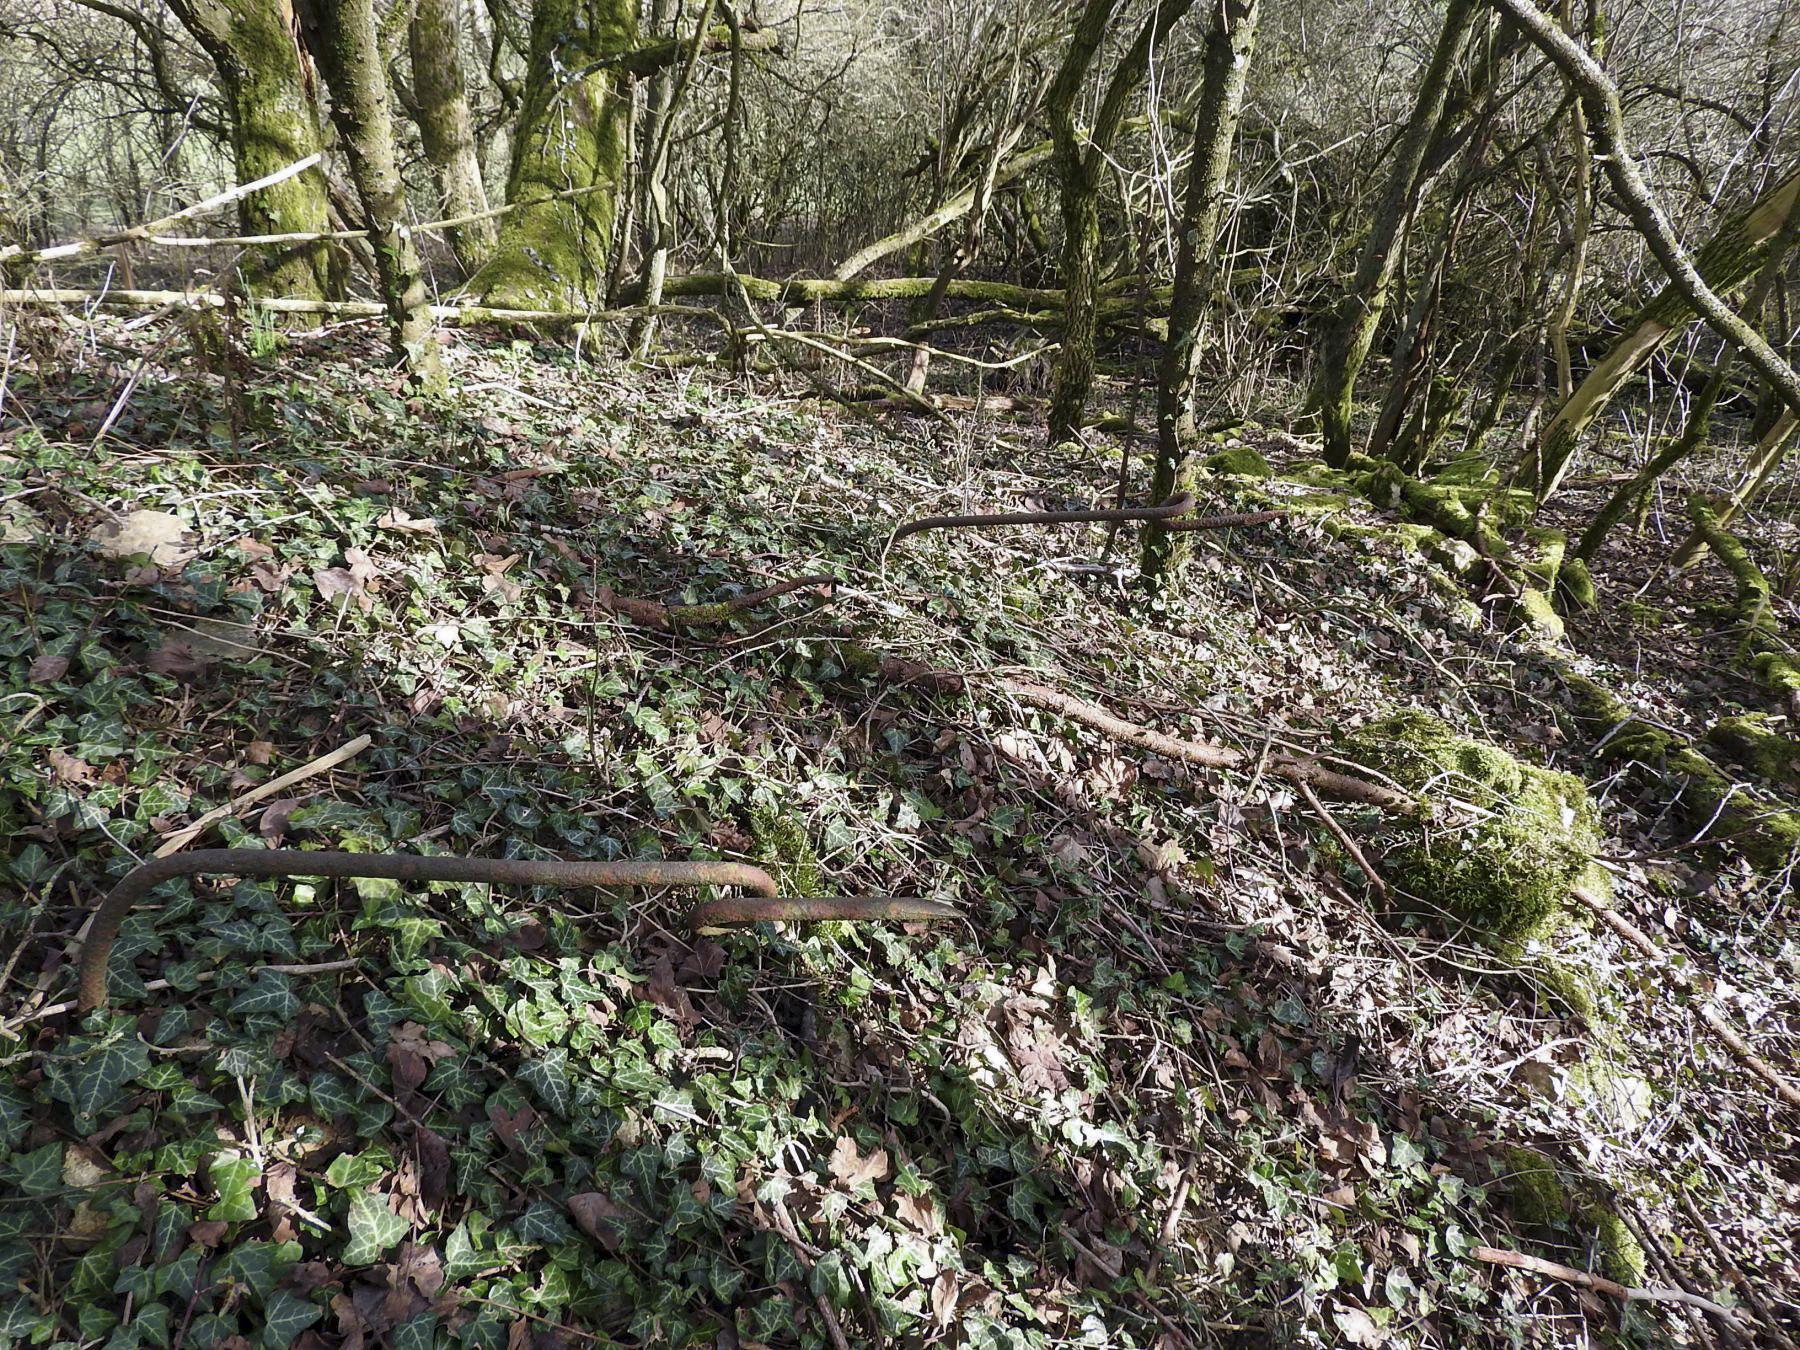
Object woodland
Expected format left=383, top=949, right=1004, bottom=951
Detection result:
left=1, top=0, right=1799, bottom=1345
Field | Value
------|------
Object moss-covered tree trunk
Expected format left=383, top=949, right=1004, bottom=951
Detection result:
left=1525, top=164, right=1800, bottom=501
left=408, top=0, right=494, bottom=273
left=296, top=0, right=441, bottom=387
left=468, top=0, right=636, bottom=310
left=166, top=0, right=344, bottom=298
left=1046, top=0, right=1196, bottom=444
left=1141, top=0, right=1260, bottom=588
left=1307, top=0, right=1481, bottom=467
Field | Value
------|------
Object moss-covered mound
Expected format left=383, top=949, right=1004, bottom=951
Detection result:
left=1342, top=711, right=1601, bottom=942
left=1204, top=445, right=1272, bottom=477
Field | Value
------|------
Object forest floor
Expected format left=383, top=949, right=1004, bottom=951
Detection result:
left=1, top=318, right=1797, bottom=1350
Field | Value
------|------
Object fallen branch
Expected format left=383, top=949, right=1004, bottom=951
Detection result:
left=1469, top=1245, right=1750, bottom=1327
left=595, top=575, right=837, bottom=630
left=999, top=677, right=1417, bottom=812
left=1164, top=509, right=1288, bottom=531
left=0, top=288, right=720, bottom=331
left=889, top=491, right=1197, bottom=546
left=1570, top=885, right=1800, bottom=1108
left=149, top=734, right=372, bottom=859
left=0, top=154, right=323, bottom=267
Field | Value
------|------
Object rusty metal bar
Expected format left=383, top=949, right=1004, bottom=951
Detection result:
left=77, top=850, right=957, bottom=1013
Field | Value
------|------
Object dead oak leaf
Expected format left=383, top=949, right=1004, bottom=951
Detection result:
left=827, top=1136, right=889, bottom=1190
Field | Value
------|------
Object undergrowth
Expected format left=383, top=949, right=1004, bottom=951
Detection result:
left=0, top=323, right=1795, bottom=1348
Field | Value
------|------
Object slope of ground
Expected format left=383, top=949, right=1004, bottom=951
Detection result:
left=0, top=320, right=1795, bottom=1349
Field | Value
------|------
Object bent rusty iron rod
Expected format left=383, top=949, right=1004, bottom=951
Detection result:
left=888, top=491, right=1197, bottom=545
left=78, top=851, right=958, bottom=1013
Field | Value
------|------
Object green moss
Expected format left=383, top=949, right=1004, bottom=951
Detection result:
left=1562, top=673, right=1800, bottom=869
left=750, top=807, right=825, bottom=898
left=1589, top=1208, right=1648, bottom=1286
left=1341, top=711, right=1600, bottom=942
left=1500, top=1147, right=1568, bottom=1226
left=1429, top=455, right=1499, bottom=487
left=1556, top=556, right=1597, bottom=610
left=1430, top=536, right=1481, bottom=573
left=1520, top=529, right=1565, bottom=591
left=1515, top=587, right=1565, bottom=642
left=1204, top=445, right=1271, bottom=478
left=1357, top=459, right=1411, bottom=511
left=1755, top=651, right=1800, bottom=696
left=1497, top=1149, right=1646, bottom=1284
left=1703, top=714, right=1800, bottom=790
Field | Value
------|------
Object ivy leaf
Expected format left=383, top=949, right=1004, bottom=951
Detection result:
left=309, top=1073, right=357, bottom=1118
left=519, top=1049, right=571, bottom=1116
left=344, top=1191, right=409, bottom=1264
left=810, top=1250, right=853, bottom=1305
left=47, top=1036, right=151, bottom=1126
left=207, top=1153, right=260, bottom=1222
left=259, top=1289, right=323, bottom=1348
left=12, top=1143, right=63, bottom=1196
left=230, top=970, right=300, bottom=1020
left=512, top=1202, right=572, bottom=1246
left=392, top=1312, right=439, bottom=1350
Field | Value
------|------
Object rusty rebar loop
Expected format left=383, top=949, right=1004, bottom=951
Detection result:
left=77, top=850, right=957, bottom=1013
left=886, top=491, right=1198, bottom=548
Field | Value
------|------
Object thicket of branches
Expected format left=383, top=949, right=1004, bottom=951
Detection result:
left=2, top=0, right=1796, bottom=576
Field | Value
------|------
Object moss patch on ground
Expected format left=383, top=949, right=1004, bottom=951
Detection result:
left=1341, top=710, right=1601, bottom=943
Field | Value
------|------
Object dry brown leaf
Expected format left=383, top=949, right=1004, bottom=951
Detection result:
left=385, top=1041, right=428, bottom=1093
left=414, top=1130, right=451, bottom=1212
left=259, top=797, right=303, bottom=846
left=27, top=653, right=69, bottom=683
left=146, top=640, right=210, bottom=678
left=931, top=1271, right=959, bottom=1326
left=569, top=1192, right=629, bottom=1250
left=48, top=747, right=95, bottom=784
left=893, top=1191, right=938, bottom=1234
left=643, top=953, right=697, bottom=1030
left=89, top=510, right=195, bottom=565
left=1332, top=1304, right=1384, bottom=1346
left=378, top=508, right=440, bottom=535
left=827, top=1135, right=889, bottom=1190
left=246, top=740, right=275, bottom=765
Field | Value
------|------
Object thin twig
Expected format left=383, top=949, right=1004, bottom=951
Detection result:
left=1470, top=1244, right=1750, bottom=1327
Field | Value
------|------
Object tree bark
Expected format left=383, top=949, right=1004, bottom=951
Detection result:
left=1307, top=0, right=1482, bottom=467
left=296, top=0, right=441, bottom=385
left=1141, top=0, right=1260, bottom=588
left=407, top=0, right=493, bottom=273
left=1046, top=0, right=1197, bottom=444
left=165, top=0, right=345, bottom=298
left=467, top=0, right=636, bottom=309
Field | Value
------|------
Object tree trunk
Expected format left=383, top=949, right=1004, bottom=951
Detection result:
left=166, top=0, right=344, bottom=299
left=1523, top=161, right=1800, bottom=501
left=408, top=0, right=493, bottom=273
left=295, top=0, right=441, bottom=386
left=468, top=0, right=636, bottom=309
left=1046, top=0, right=1197, bottom=444
left=1141, top=0, right=1260, bottom=588
left=1307, top=0, right=1482, bottom=467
